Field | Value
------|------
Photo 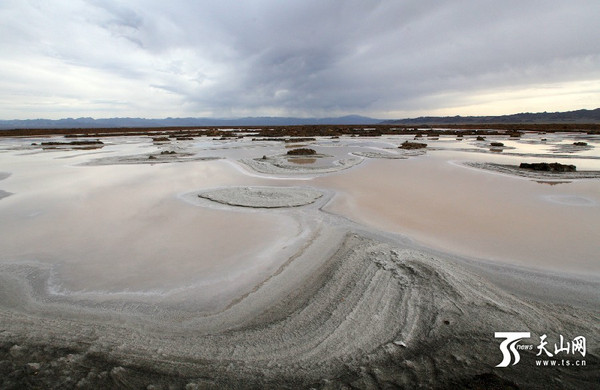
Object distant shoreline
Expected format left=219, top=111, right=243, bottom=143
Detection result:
left=1, top=122, right=600, bottom=137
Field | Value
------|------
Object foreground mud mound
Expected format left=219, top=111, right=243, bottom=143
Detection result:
left=1, top=234, right=598, bottom=389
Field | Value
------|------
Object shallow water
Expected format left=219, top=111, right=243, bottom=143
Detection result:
left=287, top=157, right=317, bottom=165
left=1, top=132, right=599, bottom=389
left=0, top=132, right=598, bottom=306
left=0, top=148, right=306, bottom=310
left=319, top=153, right=600, bottom=275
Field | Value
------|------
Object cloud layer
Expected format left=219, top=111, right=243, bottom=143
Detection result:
left=1, top=0, right=599, bottom=119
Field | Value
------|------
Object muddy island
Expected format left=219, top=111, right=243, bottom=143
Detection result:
left=399, top=141, right=427, bottom=150
left=520, top=162, right=576, bottom=172
left=286, top=148, right=317, bottom=156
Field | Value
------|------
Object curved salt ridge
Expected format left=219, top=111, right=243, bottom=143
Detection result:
left=351, top=148, right=426, bottom=159
left=1, top=232, right=598, bottom=386
left=221, top=159, right=314, bottom=180
left=543, top=194, right=597, bottom=206
left=197, top=186, right=324, bottom=208
left=351, top=151, right=407, bottom=159
left=82, top=153, right=222, bottom=166
left=239, top=154, right=363, bottom=175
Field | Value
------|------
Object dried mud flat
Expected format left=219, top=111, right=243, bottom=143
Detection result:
left=465, top=162, right=600, bottom=180
left=198, top=186, right=323, bottom=208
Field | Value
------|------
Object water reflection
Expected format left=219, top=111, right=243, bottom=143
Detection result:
left=0, top=150, right=301, bottom=305
left=1, top=132, right=599, bottom=295
left=287, top=158, right=317, bottom=165
left=318, top=156, right=600, bottom=276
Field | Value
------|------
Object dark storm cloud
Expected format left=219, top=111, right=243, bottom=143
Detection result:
left=0, top=0, right=599, bottom=119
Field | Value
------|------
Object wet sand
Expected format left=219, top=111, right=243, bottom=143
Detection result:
left=0, top=133, right=599, bottom=388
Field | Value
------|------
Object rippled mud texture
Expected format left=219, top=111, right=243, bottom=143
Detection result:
left=351, top=148, right=426, bottom=159
left=83, top=152, right=221, bottom=165
left=240, top=153, right=363, bottom=175
left=0, top=234, right=598, bottom=389
left=198, top=186, right=323, bottom=208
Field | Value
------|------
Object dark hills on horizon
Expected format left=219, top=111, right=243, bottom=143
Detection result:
left=383, top=108, right=600, bottom=125
left=0, top=115, right=379, bottom=129
left=0, top=108, right=598, bottom=129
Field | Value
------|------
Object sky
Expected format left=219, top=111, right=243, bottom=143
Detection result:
left=1, top=0, right=599, bottom=120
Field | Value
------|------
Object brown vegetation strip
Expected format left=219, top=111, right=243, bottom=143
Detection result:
left=1, top=123, right=600, bottom=138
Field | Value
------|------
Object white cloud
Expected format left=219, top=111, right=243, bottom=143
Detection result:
left=0, top=0, right=599, bottom=119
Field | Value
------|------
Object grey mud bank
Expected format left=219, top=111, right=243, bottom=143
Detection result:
left=198, top=186, right=323, bottom=208
left=1, top=229, right=598, bottom=389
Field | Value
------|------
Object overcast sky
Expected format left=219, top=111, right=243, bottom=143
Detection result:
left=1, top=0, right=599, bottom=120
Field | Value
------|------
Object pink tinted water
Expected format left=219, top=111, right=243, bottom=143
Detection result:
left=318, top=155, right=600, bottom=276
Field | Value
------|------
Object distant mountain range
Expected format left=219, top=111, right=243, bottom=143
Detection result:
left=0, top=115, right=379, bottom=129
left=382, top=108, right=600, bottom=125
left=0, top=109, right=598, bottom=129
